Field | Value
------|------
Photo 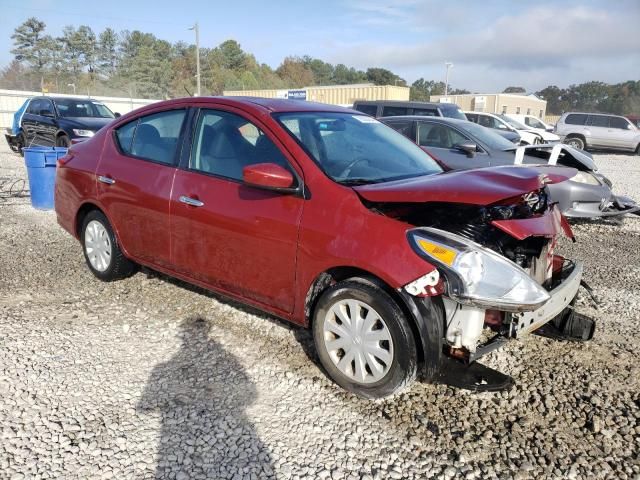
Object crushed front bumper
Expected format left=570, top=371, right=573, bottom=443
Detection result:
left=4, top=129, right=21, bottom=153
left=509, top=260, right=583, bottom=338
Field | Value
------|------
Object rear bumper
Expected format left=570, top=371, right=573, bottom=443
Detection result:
left=509, top=260, right=583, bottom=337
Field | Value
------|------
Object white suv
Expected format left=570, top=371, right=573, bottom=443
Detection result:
left=555, top=112, right=640, bottom=154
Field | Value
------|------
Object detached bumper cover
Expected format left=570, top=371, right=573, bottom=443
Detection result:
left=510, top=261, right=583, bottom=337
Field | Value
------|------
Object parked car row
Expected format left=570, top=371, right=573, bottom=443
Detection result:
left=50, top=96, right=624, bottom=399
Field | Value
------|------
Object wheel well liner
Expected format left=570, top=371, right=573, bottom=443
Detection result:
left=304, top=267, right=444, bottom=379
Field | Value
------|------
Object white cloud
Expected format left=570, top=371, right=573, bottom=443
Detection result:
left=331, top=2, right=640, bottom=89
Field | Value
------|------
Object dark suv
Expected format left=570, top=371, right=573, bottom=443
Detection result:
left=352, top=100, right=466, bottom=120
left=21, top=96, right=119, bottom=148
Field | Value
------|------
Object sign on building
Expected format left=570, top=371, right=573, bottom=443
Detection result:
left=287, top=90, right=307, bottom=101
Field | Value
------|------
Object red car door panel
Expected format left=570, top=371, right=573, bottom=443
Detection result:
left=170, top=173, right=303, bottom=312
left=97, top=141, right=176, bottom=267
left=169, top=107, right=304, bottom=313
left=96, top=108, right=187, bottom=267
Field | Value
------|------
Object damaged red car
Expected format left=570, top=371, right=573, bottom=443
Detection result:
left=55, top=97, right=595, bottom=398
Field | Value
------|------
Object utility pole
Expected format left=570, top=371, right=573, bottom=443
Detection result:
left=189, top=23, right=201, bottom=96
left=444, top=62, right=453, bottom=97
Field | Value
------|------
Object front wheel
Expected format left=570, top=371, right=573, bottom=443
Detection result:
left=312, top=280, right=417, bottom=399
left=565, top=136, right=584, bottom=150
left=81, top=210, right=137, bottom=281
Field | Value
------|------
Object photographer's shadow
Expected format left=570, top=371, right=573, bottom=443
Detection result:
left=138, top=317, right=274, bottom=479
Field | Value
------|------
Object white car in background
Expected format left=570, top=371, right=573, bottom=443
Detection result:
left=465, top=111, right=559, bottom=145
left=506, top=114, right=555, bottom=134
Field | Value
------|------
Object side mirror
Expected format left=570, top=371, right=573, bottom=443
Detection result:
left=497, top=124, right=508, bottom=130
left=455, top=142, right=478, bottom=157
left=243, top=163, right=296, bottom=191
left=546, top=127, right=554, bottom=132
left=40, top=109, right=54, bottom=117
left=114, top=112, right=122, bottom=118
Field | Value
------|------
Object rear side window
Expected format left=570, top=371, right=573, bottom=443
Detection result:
left=587, top=115, right=609, bottom=127
left=564, top=114, right=587, bottom=125
left=382, top=106, right=409, bottom=117
left=353, top=104, right=378, bottom=116
left=610, top=117, right=630, bottom=129
left=115, top=120, right=137, bottom=154
left=130, top=110, right=186, bottom=164
left=412, top=108, right=438, bottom=117
left=28, top=99, right=43, bottom=114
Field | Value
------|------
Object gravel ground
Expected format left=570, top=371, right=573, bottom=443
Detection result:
left=0, top=142, right=638, bottom=480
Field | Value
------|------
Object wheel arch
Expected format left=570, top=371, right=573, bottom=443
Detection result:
left=304, top=266, right=445, bottom=378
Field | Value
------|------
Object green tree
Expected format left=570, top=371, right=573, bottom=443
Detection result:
left=60, top=25, right=97, bottom=76
left=332, top=64, right=366, bottom=84
left=218, top=40, right=246, bottom=70
left=98, top=28, right=119, bottom=77
left=11, top=17, right=49, bottom=71
left=366, top=67, right=404, bottom=86
left=409, top=78, right=446, bottom=101
left=276, top=57, right=314, bottom=87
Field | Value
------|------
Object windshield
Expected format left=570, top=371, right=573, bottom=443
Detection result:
left=440, top=104, right=467, bottom=120
left=54, top=99, right=115, bottom=118
left=499, top=114, right=528, bottom=130
left=457, top=121, right=518, bottom=151
left=275, top=112, right=442, bottom=184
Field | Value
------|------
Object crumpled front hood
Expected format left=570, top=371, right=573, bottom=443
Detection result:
left=354, top=165, right=577, bottom=206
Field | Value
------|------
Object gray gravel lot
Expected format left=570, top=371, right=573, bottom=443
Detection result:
left=0, top=142, right=639, bottom=480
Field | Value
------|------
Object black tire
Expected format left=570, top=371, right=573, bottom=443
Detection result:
left=635, top=144, right=640, bottom=155
left=81, top=210, right=137, bottom=281
left=17, top=133, right=25, bottom=156
left=565, top=136, right=585, bottom=150
left=312, top=279, right=418, bottom=399
left=56, top=135, right=71, bottom=148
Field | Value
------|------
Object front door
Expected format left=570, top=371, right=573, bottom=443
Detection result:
left=96, top=108, right=187, bottom=267
left=607, top=117, right=637, bottom=150
left=585, top=115, right=610, bottom=148
left=170, top=107, right=304, bottom=313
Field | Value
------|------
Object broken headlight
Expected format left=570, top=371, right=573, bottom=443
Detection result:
left=571, top=171, right=601, bottom=185
left=407, top=227, right=550, bottom=312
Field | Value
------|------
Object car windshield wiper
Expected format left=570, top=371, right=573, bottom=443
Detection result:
left=335, top=178, right=382, bottom=186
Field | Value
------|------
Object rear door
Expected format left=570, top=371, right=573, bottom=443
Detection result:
left=416, top=121, right=491, bottom=170
left=96, top=107, right=188, bottom=267
left=170, top=106, right=304, bottom=313
left=37, top=99, right=57, bottom=146
left=585, top=115, right=610, bottom=148
left=22, top=98, right=42, bottom=146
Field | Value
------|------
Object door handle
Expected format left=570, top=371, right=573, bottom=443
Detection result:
left=97, top=175, right=116, bottom=185
left=179, top=195, right=204, bottom=207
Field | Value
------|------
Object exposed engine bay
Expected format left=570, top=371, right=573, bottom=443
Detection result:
left=360, top=185, right=596, bottom=391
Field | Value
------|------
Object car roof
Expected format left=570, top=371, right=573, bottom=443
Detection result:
left=380, top=115, right=469, bottom=125
left=562, top=112, right=624, bottom=118
left=353, top=100, right=444, bottom=108
left=140, top=96, right=359, bottom=114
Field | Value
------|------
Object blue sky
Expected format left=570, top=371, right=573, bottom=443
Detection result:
left=1, top=0, right=638, bottom=92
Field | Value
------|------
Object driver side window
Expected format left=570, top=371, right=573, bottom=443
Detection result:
left=190, top=109, right=292, bottom=181
left=417, top=123, right=468, bottom=149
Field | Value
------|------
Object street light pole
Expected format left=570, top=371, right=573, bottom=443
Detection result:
left=444, top=62, right=453, bottom=97
left=189, top=23, right=201, bottom=96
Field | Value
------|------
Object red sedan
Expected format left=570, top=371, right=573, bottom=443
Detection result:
left=55, top=97, right=592, bottom=398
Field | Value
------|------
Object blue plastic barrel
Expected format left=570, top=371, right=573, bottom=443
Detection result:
left=23, top=147, right=68, bottom=210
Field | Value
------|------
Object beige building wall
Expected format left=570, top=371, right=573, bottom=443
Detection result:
left=430, top=93, right=547, bottom=118
left=223, top=84, right=410, bottom=106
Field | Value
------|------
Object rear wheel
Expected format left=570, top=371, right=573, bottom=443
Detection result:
left=312, top=280, right=417, bottom=399
left=81, top=210, right=137, bottom=281
left=565, top=136, right=585, bottom=150
left=56, top=135, right=70, bottom=148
